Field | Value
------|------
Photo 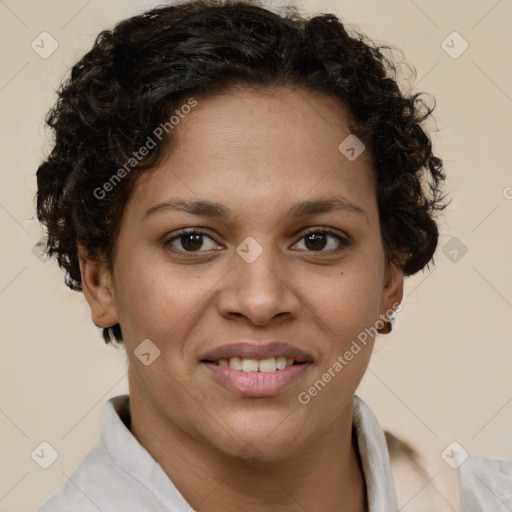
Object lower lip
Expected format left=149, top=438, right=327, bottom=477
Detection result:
left=201, top=362, right=311, bottom=397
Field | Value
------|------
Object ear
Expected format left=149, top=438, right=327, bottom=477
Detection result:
left=78, top=245, right=118, bottom=329
left=380, top=263, right=404, bottom=317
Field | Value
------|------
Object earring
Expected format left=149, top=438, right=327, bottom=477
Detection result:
left=377, top=311, right=395, bottom=335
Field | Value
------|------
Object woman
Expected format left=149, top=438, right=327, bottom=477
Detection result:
left=35, top=1, right=511, bottom=510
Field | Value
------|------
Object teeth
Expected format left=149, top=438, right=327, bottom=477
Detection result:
left=218, top=356, right=297, bottom=372
left=242, top=359, right=259, bottom=372
left=259, top=357, right=277, bottom=372
left=229, top=356, right=243, bottom=370
left=276, top=357, right=287, bottom=370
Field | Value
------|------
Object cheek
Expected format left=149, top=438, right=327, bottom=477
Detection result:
left=321, top=249, right=384, bottom=330
left=113, top=253, right=216, bottom=345
left=112, top=254, right=178, bottom=338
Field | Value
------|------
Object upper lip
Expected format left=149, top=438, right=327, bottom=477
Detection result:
left=200, top=341, right=313, bottom=362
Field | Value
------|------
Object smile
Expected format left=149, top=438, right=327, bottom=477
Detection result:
left=199, top=341, right=313, bottom=396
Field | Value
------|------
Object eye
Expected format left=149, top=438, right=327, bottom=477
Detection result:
left=293, top=227, right=351, bottom=253
left=163, top=227, right=351, bottom=255
left=164, top=228, right=221, bottom=253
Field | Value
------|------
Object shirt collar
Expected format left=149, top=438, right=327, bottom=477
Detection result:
left=102, top=394, right=397, bottom=511
left=352, top=395, right=398, bottom=510
left=101, top=394, right=192, bottom=511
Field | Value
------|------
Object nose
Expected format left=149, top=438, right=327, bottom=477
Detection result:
left=216, top=246, right=302, bottom=327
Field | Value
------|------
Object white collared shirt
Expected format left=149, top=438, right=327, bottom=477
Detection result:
left=36, top=394, right=512, bottom=511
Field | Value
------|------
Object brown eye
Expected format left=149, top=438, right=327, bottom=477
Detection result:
left=178, top=233, right=204, bottom=252
left=164, top=229, right=219, bottom=253
left=304, top=232, right=329, bottom=251
left=294, top=228, right=350, bottom=253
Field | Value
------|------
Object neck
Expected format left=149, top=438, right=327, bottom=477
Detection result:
left=129, top=386, right=367, bottom=512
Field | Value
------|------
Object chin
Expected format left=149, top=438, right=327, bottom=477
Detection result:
left=209, top=423, right=309, bottom=464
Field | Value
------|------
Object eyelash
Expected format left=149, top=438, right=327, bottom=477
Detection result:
left=163, top=227, right=351, bottom=256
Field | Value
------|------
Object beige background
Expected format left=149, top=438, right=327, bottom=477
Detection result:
left=0, top=0, right=511, bottom=510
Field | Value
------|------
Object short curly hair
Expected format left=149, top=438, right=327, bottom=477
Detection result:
left=36, top=0, right=446, bottom=345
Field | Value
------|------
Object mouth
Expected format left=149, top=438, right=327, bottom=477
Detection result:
left=199, top=341, right=313, bottom=397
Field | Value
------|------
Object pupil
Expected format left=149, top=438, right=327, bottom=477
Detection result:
left=305, top=232, right=327, bottom=251
left=182, top=233, right=202, bottom=251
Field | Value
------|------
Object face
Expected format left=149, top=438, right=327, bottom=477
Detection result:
left=81, top=86, right=403, bottom=462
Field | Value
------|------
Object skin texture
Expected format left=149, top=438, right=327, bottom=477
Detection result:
left=79, top=86, right=404, bottom=512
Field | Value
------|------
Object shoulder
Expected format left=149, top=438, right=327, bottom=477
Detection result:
left=36, top=442, right=167, bottom=511
left=35, top=444, right=109, bottom=511
left=35, top=394, right=180, bottom=512
left=35, top=443, right=151, bottom=512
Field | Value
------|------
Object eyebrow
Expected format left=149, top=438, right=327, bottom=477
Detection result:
left=142, top=197, right=368, bottom=223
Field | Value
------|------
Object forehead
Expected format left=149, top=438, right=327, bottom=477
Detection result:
left=127, top=86, right=376, bottom=222
left=170, top=85, right=364, bottom=169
